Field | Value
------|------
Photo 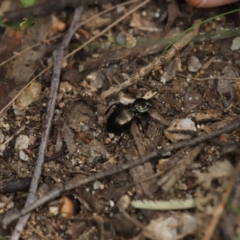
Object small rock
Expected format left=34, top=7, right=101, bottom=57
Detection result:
left=168, top=118, right=197, bottom=132
left=116, top=32, right=126, bottom=46
left=188, top=56, right=202, bottom=72
left=19, top=150, right=29, bottom=161
left=59, top=81, right=73, bottom=94
left=14, top=80, right=42, bottom=110
left=0, top=130, right=4, bottom=144
left=0, top=144, right=6, bottom=154
left=93, top=180, right=101, bottom=190
left=231, top=36, right=240, bottom=51
left=85, top=70, right=105, bottom=90
left=164, top=118, right=197, bottom=143
left=49, top=206, right=59, bottom=216
left=15, top=135, right=29, bottom=150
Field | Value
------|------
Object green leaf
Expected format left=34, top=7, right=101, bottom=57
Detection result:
left=0, top=16, right=35, bottom=30
left=20, top=0, right=35, bottom=7
left=19, top=16, right=35, bottom=29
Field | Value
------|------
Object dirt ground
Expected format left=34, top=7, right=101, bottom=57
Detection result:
left=0, top=0, right=240, bottom=239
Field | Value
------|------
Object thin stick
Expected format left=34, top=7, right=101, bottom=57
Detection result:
left=177, top=73, right=240, bottom=81
left=101, top=19, right=201, bottom=99
left=0, top=34, right=61, bottom=68
left=3, top=116, right=240, bottom=226
left=9, top=7, right=83, bottom=240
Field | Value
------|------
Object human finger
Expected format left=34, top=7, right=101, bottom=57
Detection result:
left=185, top=0, right=239, bottom=8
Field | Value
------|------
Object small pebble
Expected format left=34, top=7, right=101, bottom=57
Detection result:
left=19, top=150, right=29, bottom=161
left=15, top=135, right=29, bottom=150
left=93, top=180, right=101, bottom=190
left=188, top=56, right=202, bottom=72
left=231, top=36, right=240, bottom=50
left=14, top=80, right=42, bottom=110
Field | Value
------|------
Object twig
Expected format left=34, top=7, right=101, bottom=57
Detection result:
left=177, top=73, right=240, bottom=81
left=8, top=7, right=83, bottom=240
left=3, top=116, right=240, bottom=226
left=0, top=34, right=62, bottom=68
left=3, top=0, right=113, bottom=21
left=202, top=158, right=240, bottom=240
left=0, top=177, right=32, bottom=194
left=101, top=19, right=201, bottom=99
left=0, top=125, right=25, bottom=146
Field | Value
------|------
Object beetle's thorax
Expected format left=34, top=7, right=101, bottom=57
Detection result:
left=132, top=98, right=152, bottom=113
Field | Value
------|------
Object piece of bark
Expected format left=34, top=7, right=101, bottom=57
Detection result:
left=126, top=122, right=157, bottom=198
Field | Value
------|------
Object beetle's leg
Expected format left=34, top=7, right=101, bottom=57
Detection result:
left=116, top=132, right=126, bottom=147
left=105, top=102, right=123, bottom=114
left=107, top=132, right=126, bottom=152
left=133, top=117, right=144, bottom=134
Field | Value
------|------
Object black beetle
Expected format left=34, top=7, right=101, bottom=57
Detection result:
left=106, top=98, right=152, bottom=133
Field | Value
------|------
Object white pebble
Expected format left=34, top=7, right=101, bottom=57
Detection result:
left=231, top=36, right=240, bottom=50
left=93, top=180, right=101, bottom=190
left=15, top=135, right=29, bottom=150
left=19, top=150, right=29, bottom=161
left=188, top=56, right=202, bottom=72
